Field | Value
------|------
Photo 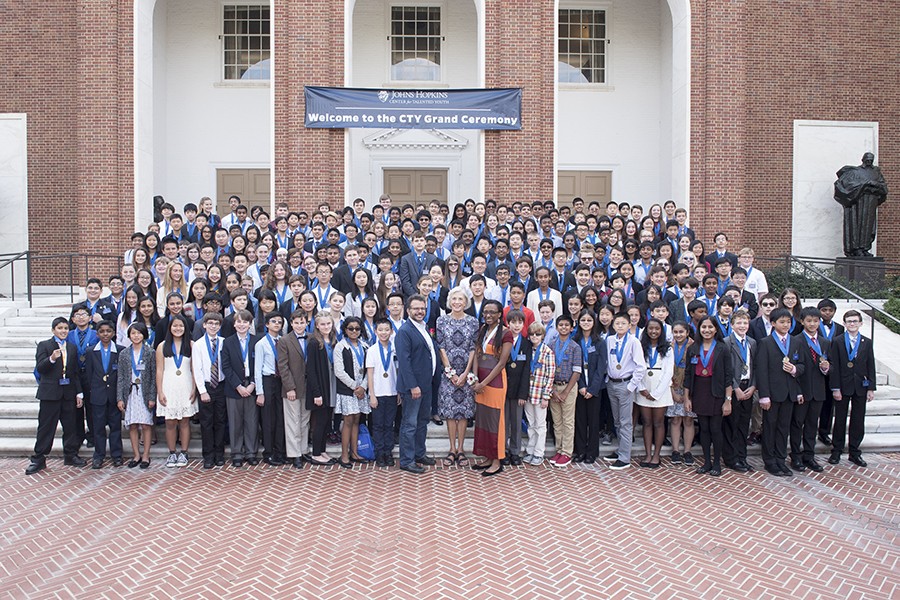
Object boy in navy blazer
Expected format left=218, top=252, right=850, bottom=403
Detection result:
left=84, top=321, right=124, bottom=468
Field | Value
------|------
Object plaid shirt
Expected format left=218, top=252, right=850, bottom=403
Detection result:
left=528, top=344, right=556, bottom=404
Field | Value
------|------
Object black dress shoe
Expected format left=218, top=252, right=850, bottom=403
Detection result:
left=779, top=463, right=793, bottom=475
left=337, top=458, right=353, bottom=469
left=481, top=464, right=504, bottom=477
left=827, top=453, right=840, bottom=465
left=583, top=455, right=597, bottom=464
left=376, top=456, right=388, bottom=467
left=431, top=417, right=443, bottom=426
left=695, top=465, right=711, bottom=474
left=709, top=468, right=721, bottom=477
left=264, top=456, right=279, bottom=466
left=510, top=455, right=523, bottom=466
left=247, top=457, right=260, bottom=466
left=232, top=459, right=244, bottom=468
left=25, top=460, right=46, bottom=475
left=766, top=465, right=789, bottom=477
left=127, top=459, right=140, bottom=469
left=416, top=456, right=436, bottom=466
left=215, top=457, right=225, bottom=467
left=471, top=462, right=491, bottom=471
left=385, top=455, right=395, bottom=466
left=112, top=458, right=123, bottom=467
left=731, top=463, right=749, bottom=473
left=64, top=456, right=87, bottom=467
left=292, top=457, right=304, bottom=469
left=203, top=459, right=214, bottom=469
left=818, top=433, right=832, bottom=445
left=790, top=460, right=806, bottom=472
left=849, top=455, right=868, bottom=467
left=139, top=460, right=151, bottom=469
left=500, top=457, right=511, bottom=466
left=400, top=464, right=425, bottom=474
left=91, top=460, right=103, bottom=470
left=804, top=459, right=824, bottom=472
left=572, top=454, right=585, bottom=463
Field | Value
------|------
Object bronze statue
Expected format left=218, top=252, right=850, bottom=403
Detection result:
left=834, top=152, right=888, bottom=257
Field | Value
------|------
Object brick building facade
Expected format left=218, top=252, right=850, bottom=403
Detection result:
left=0, top=0, right=897, bottom=274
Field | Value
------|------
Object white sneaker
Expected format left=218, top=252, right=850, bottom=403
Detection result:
left=176, top=452, right=188, bottom=467
left=166, top=453, right=178, bottom=468
left=523, top=454, right=534, bottom=463
left=529, top=456, right=544, bottom=466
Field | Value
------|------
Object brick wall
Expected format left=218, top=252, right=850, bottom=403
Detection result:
left=483, top=0, right=556, bottom=205
left=691, top=0, right=900, bottom=260
left=274, top=1, right=345, bottom=215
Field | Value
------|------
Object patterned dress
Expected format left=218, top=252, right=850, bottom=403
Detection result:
left=436, top=314, right=479, bottom=420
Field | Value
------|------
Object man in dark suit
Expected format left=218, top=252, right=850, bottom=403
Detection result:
left=722, top=310, right=757, bottom=472
left=26, top=317, right=86, bottom=475
left=791, top=307, right=833, bottom=472
left=398, top=231, right=437, bottom=297
left=84, top=321, right=123, bottom=468
left=221, top=309, right=259, bottom=467
left=668, top=278, right=699, bottom=324
left=331, top=245, right=372, bottom=295
left=828, top=310, right=876, bottom=467
left=395, top=295, right=438, bottom=473
left=749, top=294, right=778, bottom=342
left=756, top=308, right=806, bottom=476
left=549, top=248, right=575, bottom=294
left=704, top=232, right=738, bottom=270
left=816, top=298, right=845, bottom=445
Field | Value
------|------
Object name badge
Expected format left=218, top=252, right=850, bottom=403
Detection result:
left=792, top=353, right=799, bottom=361
left=690, top=356, right=699, bottom=364
left=862, top=379, right=870, bottom=388
left=112, top=364, right=118, bottom=371
left=59, top=378, right=70, bottom=385
left=516, top=353, right=526, bottom=361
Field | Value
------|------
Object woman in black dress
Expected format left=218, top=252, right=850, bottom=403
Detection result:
left=683, top=316, right=733, bottom=476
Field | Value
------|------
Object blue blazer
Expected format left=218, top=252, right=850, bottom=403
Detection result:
left=85, top=342, right=123, bottom=405
left=578, top=336, right=608, bottom=396
left=221, top=333, right=258, bottom=398
left=395, top=320, right=438, bottom=394
left=398, top=251, right=438, bottom=297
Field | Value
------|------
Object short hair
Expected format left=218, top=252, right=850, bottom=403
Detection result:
left=506, top=309, right=525, bottom=323
left=537, top=299, right=556, bottom=312
left=406, top=294, right=427, bottom=309
left=799, top=307, right=822, bottom=321
left=730, top=309, right=751, bottom=324
left=843, top=310, right=862, bottom=322
left=555, top=315, right=574, bottom=327
left=234, top=309, right=253, bottom=323
left=96, top=319, right=115, bottom=331
left=52, top=316, right=70, bottom=330
left=527, top=322, right=546, bottom=337
left=202, top=312, right=223, bottom=324
left=264, top=311, right=284, bottom=325
left=126, top=321, right=149, bottom=340
left=687, top=299, right=707, bottom=315
left=817, top=298, right=837, bottom=310
left=769, top=308, right=792, bottom=323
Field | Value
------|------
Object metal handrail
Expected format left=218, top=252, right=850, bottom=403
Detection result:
left=788, top=254, right=900, bottom=271
left=788, top=255, right=900, bottom=341
left=0, top=251, right=123, bottom=306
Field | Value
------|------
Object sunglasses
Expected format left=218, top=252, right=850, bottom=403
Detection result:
left=761, top=302, right=777, bottom=307
left=345, top=326, right=361, bottom=331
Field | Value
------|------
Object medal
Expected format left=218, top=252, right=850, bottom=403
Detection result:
left=102, top=375, right=108, bottom=382
left=847, top=361, right=854, bottom=368
left=782, top=356, right=790, bottom=364
left=845, top=334, right=860, bottom=370
left=701, top=369, right=708, bottom=376
left=648, top=371, right=654, bottom=377
left=510, top=362, right=517, bottom=369
left=135, top=377, right=141, bottom=385
left=611, top=333, right=629, bottom=373
left=616, top=364, right=621, bottom=369
left=172, top=341, right=185, bottom=376
left=383, top=372, right=388, bottom=378
left=699, top=340, right=716, bottom=376
left=176, top=370, right=182, bottom=376
left=379, top=341, right=393, bottom=379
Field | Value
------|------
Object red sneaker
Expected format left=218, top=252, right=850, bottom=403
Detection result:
left=554, top=454, right=571, bottom=468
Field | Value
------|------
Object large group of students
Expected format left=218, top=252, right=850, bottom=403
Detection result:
left=25, top=195, right=877, bottom=478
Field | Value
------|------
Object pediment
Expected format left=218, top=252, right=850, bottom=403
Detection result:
left=362, top=128, right=469, bottom=150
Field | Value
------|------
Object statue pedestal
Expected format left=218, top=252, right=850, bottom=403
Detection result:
left=835, top=256, right=886, bottom=289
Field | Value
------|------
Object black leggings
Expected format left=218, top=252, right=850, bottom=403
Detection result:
left=698, top=414, right=723, bottom=468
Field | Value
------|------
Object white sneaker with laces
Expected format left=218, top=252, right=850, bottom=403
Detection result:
left=166, top=453, right=178, bottom=468
left=176, top=452, right=188, bottom=467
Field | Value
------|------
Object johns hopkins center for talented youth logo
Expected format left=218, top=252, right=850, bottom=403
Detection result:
left=378, top=90, right=389, bottom=103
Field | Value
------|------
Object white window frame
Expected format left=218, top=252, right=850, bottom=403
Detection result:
left=386, top=2, right=445, bottom=86
left=557, top=1, right=613, bottom=90
left=219, top=1, right=271, bottom=87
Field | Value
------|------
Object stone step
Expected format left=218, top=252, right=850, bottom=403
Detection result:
left=0, top=372, right=43, bottom=385
left=1, top=316, right=61, bottom=327
left=0, top=359, right=43, bottom=373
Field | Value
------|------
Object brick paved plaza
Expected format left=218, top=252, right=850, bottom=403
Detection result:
left=1, top=454, right=898, bottom=600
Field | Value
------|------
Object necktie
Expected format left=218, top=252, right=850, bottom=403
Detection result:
left=210, top=340, right=219, bottom=387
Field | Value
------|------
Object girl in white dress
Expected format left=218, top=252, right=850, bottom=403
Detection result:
left=156, top=314, right=197, bottom=467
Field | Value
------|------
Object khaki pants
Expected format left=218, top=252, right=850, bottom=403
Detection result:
left=550, top=383, right=577, bottom=456
left=283, top=396, right=311, bottom=458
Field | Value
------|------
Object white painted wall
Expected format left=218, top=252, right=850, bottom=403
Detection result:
left=151, top=0, right=271, bottom=212
left=347, top=0, right=481, bottom=207
left=792, top=120, right=879, bottom=259
left=134, top=0, right=157, bottom=228
left=0, top=114, right=28, bottom=297
left=558, top=0, right=685, bottom=208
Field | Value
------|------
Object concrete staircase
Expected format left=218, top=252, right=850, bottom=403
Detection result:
left=1, top=304, right=899, bottom=459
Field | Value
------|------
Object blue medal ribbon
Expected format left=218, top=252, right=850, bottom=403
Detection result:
left=100, top=344, right=111, bottom=373
left=276, top=285, right=289, bottom=305
left=554, top=336, right=571, bottom=365
left=266, top=333, right=279, bottom=362
left=803, top=332, right=823, bottom=358
left=324, top=341, right=334, bottom=363
left=612, top=333, right=630, bottom=366
left=315, top=285, right=332, bottom=310
left=673, top=340, right=688, bottom=368
left=774, top=334, right=790, bottom=358
left=171, top=341, right=184, bottom=371
left=206, top=335, right=219, bottom=370
left=716, top=318, right=731, bottom=338
left=647, top=345, right=659, bottom=369
left=580, top=336, right=593, bottom=367
left=131, top=346, right=144, bottom=381
left=530, top=343, right=544, bottom=372
left=845, top=333, right=860, bottom=363
left=819, top=322, right=834, bottom=341
left=379, top=341, right=393, bottom=374
left=364, top=320, right=376, bottom=342
left=732, top=333, right=748, bottom=365
left=699, top=340, right=716, bottom=372
left=350, top=340, right=366, bottom=369
left=511, top=334, right=524, bottom=362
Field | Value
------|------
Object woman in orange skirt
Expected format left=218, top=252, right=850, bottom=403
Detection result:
left=471, top=300, right=514, bottom=477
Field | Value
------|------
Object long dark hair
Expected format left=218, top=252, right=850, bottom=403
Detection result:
left=120, top=285, right=143, bottom=326
left=162, top=314, right=192, bottom=358
left=576, top=309, right=599, bottom=343
left=640, top=317, right=671, bottom=357
left=475, top=300, right=505, bottom=359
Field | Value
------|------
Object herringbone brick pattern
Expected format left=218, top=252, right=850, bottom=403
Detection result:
left=1, top=454, right=898, bottom=599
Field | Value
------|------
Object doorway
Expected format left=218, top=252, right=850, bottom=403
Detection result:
left=383, top=169, right=448, bottom=205
left=216, top=168, right=271, bottom=214
left=557, top=170, right=612, bottom=207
